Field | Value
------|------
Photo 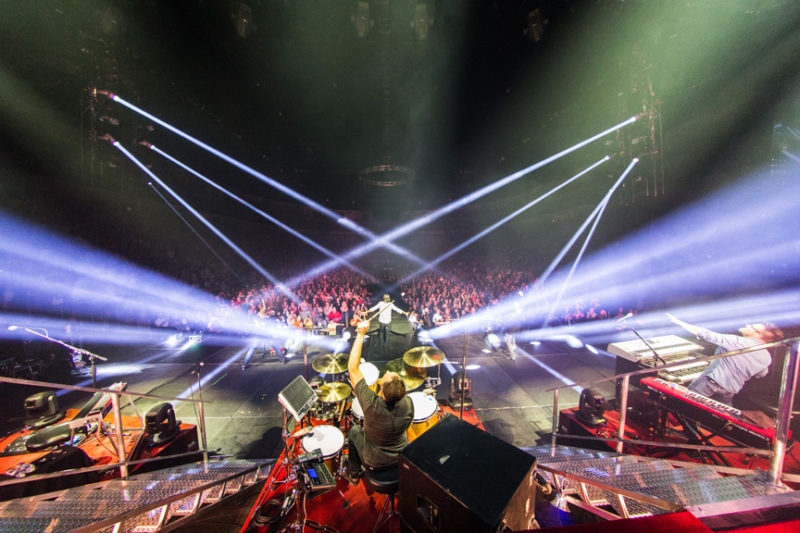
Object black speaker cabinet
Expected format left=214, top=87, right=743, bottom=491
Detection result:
left=398, top=414, right=538, bottom=532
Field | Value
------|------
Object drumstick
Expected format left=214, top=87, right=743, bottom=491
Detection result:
left=336, top=397, right=347, bottom=424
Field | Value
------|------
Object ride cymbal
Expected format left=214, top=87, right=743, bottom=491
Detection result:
left=380, top=358, right=425, bottom=391
left=402, top=346, right=445, bottom=368
left=317, top=382, right=351, bottom=403
left=311, top=353, right=349, bottom=374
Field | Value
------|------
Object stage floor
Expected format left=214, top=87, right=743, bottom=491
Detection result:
left=0, top=318, right=617, bottom=461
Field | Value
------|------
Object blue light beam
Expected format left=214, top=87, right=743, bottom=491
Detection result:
left=147, top=144, right=373, bottom=281
left=112, top=141, right=299, bottom=302
left=147, top=182, right=241, bottom=279
left=397, top=156, right=611, bottom=285
left=291, top=117, right=638, bottom=283
left=106, top=93, right=423, bottom=263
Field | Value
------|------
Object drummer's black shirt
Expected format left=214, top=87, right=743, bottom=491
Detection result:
left=355, top=379, right=413, bottom=464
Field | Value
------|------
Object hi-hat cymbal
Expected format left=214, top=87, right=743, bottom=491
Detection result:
left=380, top=359, right=425, bottom=391
left=317, top=382, right=351, bottom=403
left=402, top=346, right=445, bottom=368
left=311, top=353, right=349, bottom=374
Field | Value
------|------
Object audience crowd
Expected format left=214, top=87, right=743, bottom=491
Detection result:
left=2, top=229, right=625, bottom=351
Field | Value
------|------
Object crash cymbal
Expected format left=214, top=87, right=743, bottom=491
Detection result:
left=380, top=358, right=425, bottom=391
left=311, top=353, right=349, bottom=374
left=317, top=382, right=351, bottom=403
left=402, top=346, right=445, bottom=368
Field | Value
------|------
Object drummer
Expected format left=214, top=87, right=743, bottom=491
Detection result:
left=344, top=321, right=413, bottom=485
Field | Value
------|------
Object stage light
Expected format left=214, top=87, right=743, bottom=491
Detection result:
left=426, top=159, right=639, bottom=340
left=517, top=346, right=582, bottom=394
left=0, top=215, right=314, bottom=345
left=178, top=347, right=248, bottom=399
left=148, top=144, right=372, bottom=280
left=397, top=156, right=611, bottom=285
left=146, top=183, right=239, bottom=278
left=485, top=333, right=501, bottom=349
left=291, top=117, right=637, bottom=283
left=242, top=346, right=256, bottom=370
left=576, top=389, right=606, bottom=427
left=112, top=141, right=299, bottom=302
left=550, top=334, right=584, bottom=349
left=180, top=335, right=202, bottom=350
left=107, top=94, right=423, bottom=263
left=417, top=330, right=433, bottom=344
left=542, top=159, right=637, bottom=325
left=352, top=1, right=374, bottom=38
left=164, top=334, right=182, bottom=348
left=538, top=158, right=638, bottom=291
left=782, top=149, right=800, bottom=164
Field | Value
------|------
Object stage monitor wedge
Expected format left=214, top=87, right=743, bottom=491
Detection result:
left=399, top=414, right=538, bottom=532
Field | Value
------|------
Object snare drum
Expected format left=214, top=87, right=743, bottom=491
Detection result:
left=406, top=391, right=439, bottom=441
left=301, top=424, right=345, bottom=475
left=359, top=362, right=379, bottom=392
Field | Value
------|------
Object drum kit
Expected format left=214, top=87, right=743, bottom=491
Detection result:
left=297, top=344, right=448, bottom=478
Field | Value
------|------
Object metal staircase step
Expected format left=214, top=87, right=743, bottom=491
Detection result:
left=0, top=459, right=273, bottom=533
left=639, top=473, right=790, bottom=507
left=523, top=444, right=617, bottom=463
left=526, top=445, right=798, bottom=522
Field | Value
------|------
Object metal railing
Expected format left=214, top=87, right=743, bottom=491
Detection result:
left=0, top=373, right=213, bottom=487
left=547, top=337, right=800, bottom=485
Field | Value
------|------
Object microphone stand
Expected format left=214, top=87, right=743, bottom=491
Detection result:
left=627, top=327, right=665, bottom=367
left=14, top=327, right=108, bottom=387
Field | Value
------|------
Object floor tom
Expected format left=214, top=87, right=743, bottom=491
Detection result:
left=406, top=391, right=439, bottom=441
left=301, top=424, right=345, bottom=475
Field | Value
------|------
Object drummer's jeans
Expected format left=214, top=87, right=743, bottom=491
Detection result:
left=347, top=426, right=366, bottom=474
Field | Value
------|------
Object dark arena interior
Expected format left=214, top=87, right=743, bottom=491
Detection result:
left=2, top=2, right=800, bottom=532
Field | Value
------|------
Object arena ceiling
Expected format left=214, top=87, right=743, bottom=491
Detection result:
left=1, top=1, right=799, bottom=266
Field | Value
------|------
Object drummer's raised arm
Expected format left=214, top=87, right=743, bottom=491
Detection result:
left=348, top=321, right=369, bottom=386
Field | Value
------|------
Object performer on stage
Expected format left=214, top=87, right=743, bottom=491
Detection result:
left=368, top=294, right=409, bottom=347
left=344, top=321, right=413, bottom=485
left=667, top=313, right=783, bottom=405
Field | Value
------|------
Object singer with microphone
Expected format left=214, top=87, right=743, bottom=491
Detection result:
left=667, top=313, right=783, bottom=405
left=343, top=320, right=413, bottom=486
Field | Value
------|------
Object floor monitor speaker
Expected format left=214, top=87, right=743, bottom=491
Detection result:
left=398, top=414, right=538, bottom=532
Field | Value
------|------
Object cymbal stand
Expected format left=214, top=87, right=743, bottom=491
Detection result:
left=460, top=328, right=468, bottom=419
left=425, top=364, right=441, bottom=390
left=278, top=409, right=308, bottom=531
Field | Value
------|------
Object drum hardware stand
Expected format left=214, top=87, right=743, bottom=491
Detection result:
left=460, top=327, right=468, bottom=419
left=303, top=342, right=309, bottom=381
left=277, top=408, right=311, bottom=531
left=424, top=376, right=441, bottom=390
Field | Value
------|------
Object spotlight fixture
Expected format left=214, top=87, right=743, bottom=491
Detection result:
left=576, top=388, right=606, bottom=427
left=449, top=371, right=472, bottom=409
left=352, top=1, right=374, bottom=38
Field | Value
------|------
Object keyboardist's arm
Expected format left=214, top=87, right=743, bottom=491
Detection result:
left=666, top=313, right=705, bottom=336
